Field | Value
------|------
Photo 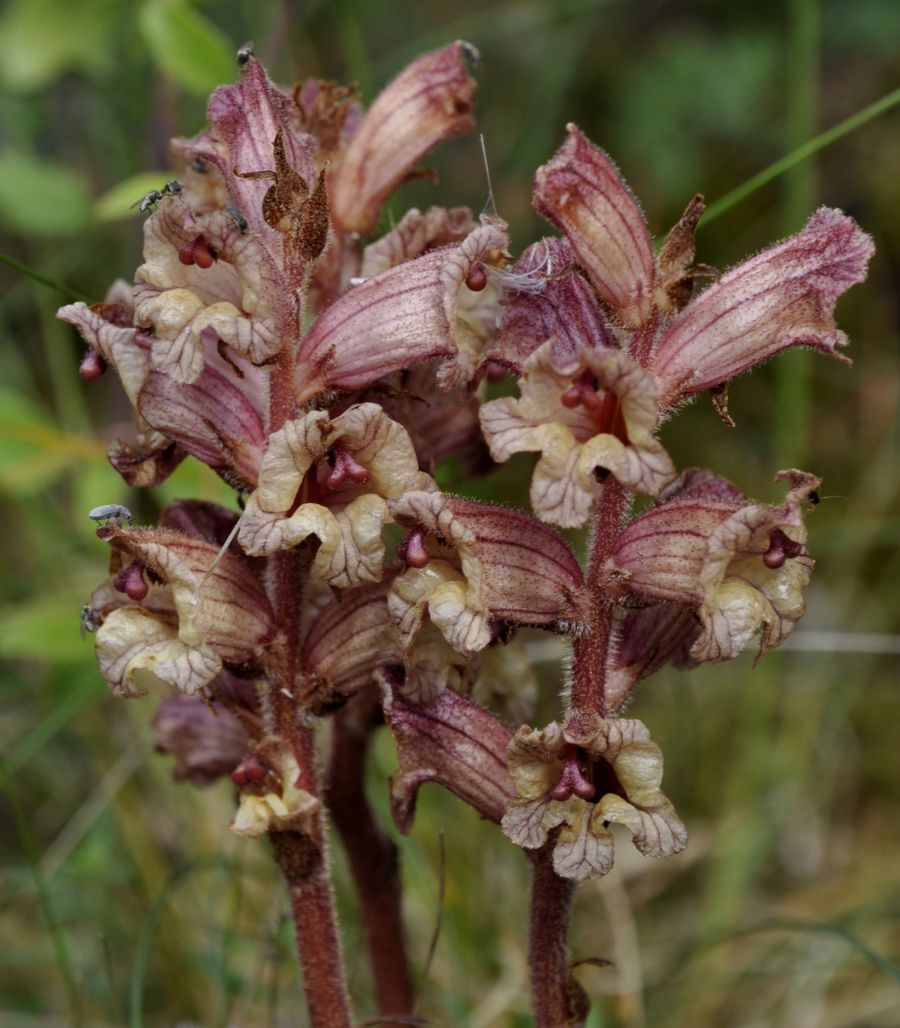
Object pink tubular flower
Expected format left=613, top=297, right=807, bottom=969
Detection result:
left=329, top=41, right=478, bottom=236
left=533, top=125, right=655, bottom=329
left=55, top=39, right=876, bottom=1023
left=387, top=491, right=587, bottom=654
left=381, top=676, right=515, bottom=833
left=480, top=124, right=871, bottom=528
left=153, top=691, right=250, bottom=785
left=651, top=207, right=875, bottom=408
left=294, top=216, right=509, bottom=402
left=88, top=503, right=275, bottom=697
left=605, top=468, right=820, bottom=663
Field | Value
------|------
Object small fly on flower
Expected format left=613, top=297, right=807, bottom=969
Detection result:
left=130, top=180, right=183, bottom=214
left=80, top=604, right=99, bottom=641
left=226, top=203, right=249, bottom=233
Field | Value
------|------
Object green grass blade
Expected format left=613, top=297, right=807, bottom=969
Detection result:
left=0, top=756, right=85, bottom=1027
left=703, top=84, right=900, bottom=224
left=0, top=251, right=90, bottom=301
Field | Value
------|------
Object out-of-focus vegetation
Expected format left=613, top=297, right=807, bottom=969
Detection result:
left=1, top=0, right=899, bottom=1025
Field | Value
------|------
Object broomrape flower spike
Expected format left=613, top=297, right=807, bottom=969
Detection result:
left=58, top=39, right=872, bottom=1028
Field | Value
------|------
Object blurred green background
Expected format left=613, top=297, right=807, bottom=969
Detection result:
left=1, top=0, right=899, bottom=1025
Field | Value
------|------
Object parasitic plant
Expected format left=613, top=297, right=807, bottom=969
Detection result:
left=60, top=41, right=872, bottom=1026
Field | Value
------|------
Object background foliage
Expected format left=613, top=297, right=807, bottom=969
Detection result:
left=1, top=0, right=898, bottom=1025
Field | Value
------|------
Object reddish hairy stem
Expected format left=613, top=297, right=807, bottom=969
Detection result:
left=529, top=845, right=589, bottom=1027
left=264, top=313, right=352, bottom=1023
left=326, top=694, right=414, bottom=1023
left=570, top=480, right=629, bottom=713
left=268, top=277, right=308, bottom=435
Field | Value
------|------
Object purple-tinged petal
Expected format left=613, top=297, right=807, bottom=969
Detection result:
left=388, top=491, right=586, bottom=653
left=606, top=469, right=820, bottom=663
left=381, top=678, right=515, bottom=833
left=604, top=603, right=700, bottom=712
left=153, top=693, right=249, bottom=785
left=100, top=524, right=276, bottom=673
left=533, top=125, right=655, bottom=328
left=295, top=219, right=508, bottom=401
left=302, top=582, right=402, bottom=706
left=139, top=366, right=265, bottom=490
left=652, top=208, right=874, bottom=409
left=360, top=205, right=476, bottom=276
left=185, top=56, right=318, bottom=245
left=493, top=236, right=613, bottom=371
left=330, top=42, right=477, bottom=236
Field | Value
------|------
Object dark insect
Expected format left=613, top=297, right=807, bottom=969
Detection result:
left=131, top=179, right=182, bottom=214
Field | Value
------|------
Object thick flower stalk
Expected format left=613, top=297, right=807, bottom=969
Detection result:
left=60, top=41, right=871, bottom=1028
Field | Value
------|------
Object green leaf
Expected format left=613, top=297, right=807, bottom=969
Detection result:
left=0, top=152, right=92, bottom=237
left=0, top=388, right=105, bottom=496
left=94, top=172, right=174, bottom=221
left=0, top=0, right=119, bottom=92
left=139, top=0, right=235, bottom=96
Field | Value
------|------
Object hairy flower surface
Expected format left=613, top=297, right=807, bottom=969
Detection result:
left=56, top=41, right=873, bottom=1022
left=388, top=491, right=586, bottom=653
left=231, top=741, right=320, bottom=838
left=606, top=468, right=820, bottom=662
left=382, top=678, right=515, bottom=833
left=481, top=125, right=872, bottom=527
left=328, top=41, right=478, bottom=236
left=88, top=505, right=275, bottom=697
left=502, top=711, right=686, bottom=880
left=238, top=403, right=435, bottom=587
left=480, top=339, right=675, bottom=526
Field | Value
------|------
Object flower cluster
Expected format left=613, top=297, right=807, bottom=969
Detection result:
left=61, top=39, right=871, bottom=1022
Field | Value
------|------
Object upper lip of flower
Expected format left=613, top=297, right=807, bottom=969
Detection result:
left=529, top=124, right=873, bottom=412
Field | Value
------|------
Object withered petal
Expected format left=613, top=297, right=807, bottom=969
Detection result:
left=382, top=680, right=515, bottom=833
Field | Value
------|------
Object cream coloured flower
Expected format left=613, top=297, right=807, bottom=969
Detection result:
left=387, top=490, right=586, bottom=654
left=238, top=403, right=436, bottom=588
left=502, top=711, right=686, bottom=881
left=606, top=468, right=820, bottom=662
left=480, top=339, right=675, bottom=527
